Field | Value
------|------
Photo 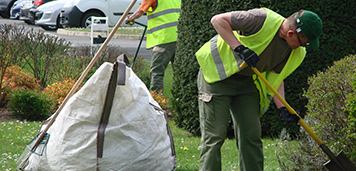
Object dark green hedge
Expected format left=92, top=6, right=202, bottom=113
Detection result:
left=172, top=0, right=356, bottom=137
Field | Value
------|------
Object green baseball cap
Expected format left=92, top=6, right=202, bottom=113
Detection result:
left=296, top=10, right=323, bottom=50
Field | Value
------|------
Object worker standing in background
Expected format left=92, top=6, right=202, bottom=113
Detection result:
left=195, top=8, right=322, bottom=171
left=125, top=0, right=181, bottom=92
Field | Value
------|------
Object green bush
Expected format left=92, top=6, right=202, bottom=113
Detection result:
left=8, top=89, right=53, bottom=121
left=277, top=54, right=356, bottom=170
left=345, top=73, right=356, bottom=161
left=43, top=78, right=79, bottom=113
left=130, top=58, right=150, bottom=89
left=150, top=90, right=171, bottom=110
left=17, top=27, right=71, bottom=86
left=172, top=0, right=356, bottom=137
left=0, top=24, right=29, bottom=107
left=0, top=65, right=41, bottom=107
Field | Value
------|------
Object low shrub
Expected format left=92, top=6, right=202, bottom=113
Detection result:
left=43, top=78, right=78, bottom=112
left=1, top=65, right=41, bottom=107
left=8, top=88, right=53, bottom=121
left=17, top=27, right=71, bottom=87
left=67, top=45, right=120, bottom=66
left=3, top=65, right=41, bottom=90
left=136, top=71, right=150, bottom=89
left=0, top=25, right=29, bottom=98
left=132, top=58, right=150, bottom=89
left=150, top=90, right=171, bottom=110
left=277, top=54, right=356, bottom=170
left=344, top=73, right=356, bottom=161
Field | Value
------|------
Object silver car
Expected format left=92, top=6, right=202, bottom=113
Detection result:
left=19, top=0, right=34, bottom=24
left=35, top=0, right=65, bottom=30
left=10, top=0, right=31, bottom=19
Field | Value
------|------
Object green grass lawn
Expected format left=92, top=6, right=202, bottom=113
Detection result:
left=0, top=119, right=286, bottom=170
left=0, top=120, right=41, bottom=170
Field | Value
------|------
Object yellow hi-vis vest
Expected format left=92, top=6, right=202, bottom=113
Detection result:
left=195, top=8, right=306, bottom=115
left=146, top=0, right=181, bottom=49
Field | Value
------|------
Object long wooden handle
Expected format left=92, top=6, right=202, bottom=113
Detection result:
left=239, top=62, right=324, bottom=145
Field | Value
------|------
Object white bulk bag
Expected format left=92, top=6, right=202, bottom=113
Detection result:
left=23, top=61, right=176, bottom=171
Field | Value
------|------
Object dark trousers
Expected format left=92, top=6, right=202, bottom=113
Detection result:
left=198, top=70, right=263, bottom=171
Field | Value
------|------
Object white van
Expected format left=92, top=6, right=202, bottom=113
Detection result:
left=59, top=0, right=147, bottom=28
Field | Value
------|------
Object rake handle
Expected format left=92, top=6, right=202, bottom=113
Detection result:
left=240, top=62, right=323, bottom=145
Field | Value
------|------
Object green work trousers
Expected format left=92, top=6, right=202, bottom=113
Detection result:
left=197, top=69, right=263, bottom=171
left=150, top=42, right=176, bottom=92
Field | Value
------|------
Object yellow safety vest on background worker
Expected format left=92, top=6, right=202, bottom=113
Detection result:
left=146, top=0, right=181, bottom=49
left=196, top=8, right=306, bottom=115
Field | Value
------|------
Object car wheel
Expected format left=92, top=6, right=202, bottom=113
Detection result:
left=24, top=20, right=34, bottom=25
left=2, top=12, right=10, bottom=18
left=40, top=15, right=62, bottom=31
left=41, top=25, right=57, bottom=31
left=2, top=2, right=13, bottom=18
left=80, top=12, right=102, bottom=28
left=56, top=15, right=63, bottom=29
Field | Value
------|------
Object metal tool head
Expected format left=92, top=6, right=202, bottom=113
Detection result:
left=324, top=150, right=356, bottom=171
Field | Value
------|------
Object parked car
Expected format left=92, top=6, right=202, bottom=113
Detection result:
left=60, top=0, right=147, bottom=28
left=0, top=0, right=17, bottom=18
left=19, top=0, right=52, bottom=24
left=10, top=0, right=30, bottom=19
left=19, top=0, right=34, bottom=24
left=35, top=0, right=65, bottom=30
left=32, top=0, right=50, bottom=6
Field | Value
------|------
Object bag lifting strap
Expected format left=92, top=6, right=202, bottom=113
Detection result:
left=97, top=54, right=127, bottom=159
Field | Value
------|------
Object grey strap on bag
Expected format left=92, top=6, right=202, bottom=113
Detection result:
left=97, top=54, right=127, bottom=159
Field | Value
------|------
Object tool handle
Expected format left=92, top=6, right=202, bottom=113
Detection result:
left=134, top=21, right=147, bottom=27
left=239, top=62, right=324, bottom=145
left=130, top=21, right=147, bottom=69
left=239, top=61, right=248, bottom=69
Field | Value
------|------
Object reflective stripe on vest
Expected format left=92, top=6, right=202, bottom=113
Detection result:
left=146, top=0, right=180, bottom=48
left=210, top=35, right=226, bottom=80
left=147, top=8, right=181, bottom=20
left=210, top=35, right=245, bottom=80
left=147, top=21, right=179, bottom=34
